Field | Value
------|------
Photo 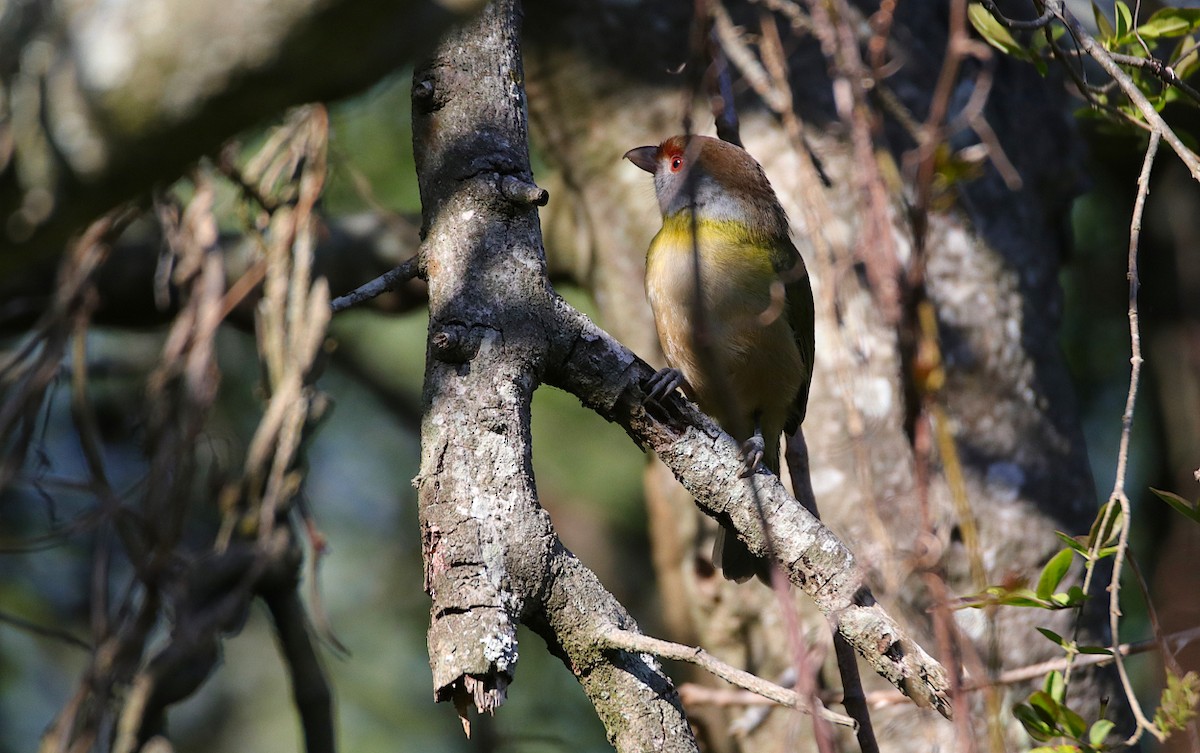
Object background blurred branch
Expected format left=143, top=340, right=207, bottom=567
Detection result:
left=0, top=212, right=427, bottom=335
left=0, top=0, right=486, bottom=263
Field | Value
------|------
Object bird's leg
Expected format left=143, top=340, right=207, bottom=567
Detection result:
left=739, top=413, right=766, bottom=478
left=644, top=367, right=686, bottom=404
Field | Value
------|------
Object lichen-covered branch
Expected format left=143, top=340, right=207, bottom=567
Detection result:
left=545, top=301, right=953, bottom=718
left=410, top=2, right=696, bottom=748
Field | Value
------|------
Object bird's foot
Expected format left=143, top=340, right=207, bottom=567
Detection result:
left=738, top=433, right=766, bottom=478
left=644, top=367, right=686, bottom=405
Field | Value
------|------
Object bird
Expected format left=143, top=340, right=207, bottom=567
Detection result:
left=625, top=134, right=815, bottom=583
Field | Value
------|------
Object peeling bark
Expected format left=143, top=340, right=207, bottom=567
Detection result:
left=410, top=2, right=697, bottom=748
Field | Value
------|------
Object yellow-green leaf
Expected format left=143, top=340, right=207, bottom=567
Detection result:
left=1037, top=548, right=1075, bottom=600
left=969, top=3, right=1025, bottom=56
left=1137, top=8, right=1200, bottom=39
left=1115, top=1, right=1133, bottom=41
left=1089, top=718, right=1115, bottom=746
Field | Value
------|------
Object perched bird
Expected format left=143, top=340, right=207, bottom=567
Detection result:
left=625, top=134, right=815, bottom=582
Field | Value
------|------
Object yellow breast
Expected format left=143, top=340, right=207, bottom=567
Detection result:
left=644, top=214, right=803, bottom=439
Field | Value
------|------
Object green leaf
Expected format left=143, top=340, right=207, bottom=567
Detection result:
left=997, top=587, right=1054, bottom=609
left=1055, top=530, right=1090, bottom=554
left=1078, top=644, right=1114, bottom=655
left=1048, top=587, right=1087, bottom=608
left=1037, top=548, right=1075, bottom=600
left=1060, top=704, right=1089, bottom=739
left=1171, top=35, right=1200, bottom=79
left=1115, top=1, right=1133, bottom=41
left=1030, top=690, right=1064, bottom=731
left=1150, top=487, right=1200, bottom=522
left=1065, top=585, right=1088, bottom=606
left=1089, top=718, right=1115, bottom=746
left=1087, top=501, right=1122, bottom=553
left=1136, top=8, right=1200, bottom=39
left=1015, top=703, right=1057, bottom=741
left=1154, top=669, right=1200, bottom=733
left=1094, top=1, right=1115, bottom=40
left=1044, top=670, right=1067, bottom=704
left=1037, top=627, right=1067, bottom=647
left=969, top=3, right=1026, bottom=56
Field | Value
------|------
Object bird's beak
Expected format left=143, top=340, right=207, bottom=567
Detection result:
left=624, top=146, right=658, bottom=174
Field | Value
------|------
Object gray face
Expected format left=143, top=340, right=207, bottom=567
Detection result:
left=654, top=161, right=710, bottom=217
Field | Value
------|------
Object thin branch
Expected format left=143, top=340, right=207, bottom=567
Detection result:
left=1127, top=549, right=1200, bottom=749
left=977, top=0, right=1053, bottom=30
left=1106, top=127, right=1163, bottom=747
left=263, top=583, right=336, bottom=753
left=599, top=628, right=857, bottom=729
left=0, top=609, right=91, bottom=650
left=1107, top=51, right=1200, bottom=105
left=849, top=625, right=1200, bottom=709
left=329, top=255, right=421, bottom=313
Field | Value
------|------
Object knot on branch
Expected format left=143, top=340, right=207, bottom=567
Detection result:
left=499, top=175, right=549, bottom=207
left=412, top=76, right=441, bottom=112
left=431, top=323, right=480, bottom=363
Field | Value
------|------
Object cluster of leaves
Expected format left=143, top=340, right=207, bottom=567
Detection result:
left=957, top=487, right=1200, bottom=750
left=955, top=499, right=1119, bottom=612
left=968, top=2, right=1200, bottom=127
left=1089, top=4, right=1200, bottom=115
left=1013, top=670, right=1115, bottom=752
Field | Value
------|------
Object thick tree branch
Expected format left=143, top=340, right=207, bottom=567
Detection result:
left=411, top=2, right=696, bottom=749
left=545, top=300, right=954, bottom=718
left=0, top=0, right=486, bottom=263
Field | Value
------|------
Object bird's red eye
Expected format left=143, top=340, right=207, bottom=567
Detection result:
left=670, top=155, right=684, bottom=172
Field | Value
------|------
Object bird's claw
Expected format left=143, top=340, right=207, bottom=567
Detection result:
left=644, top=367, right=685, bottom=405
left=738, top=434, right=766, bottom=478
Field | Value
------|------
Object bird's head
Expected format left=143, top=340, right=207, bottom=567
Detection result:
left=624, top=135, right=780, bottom=225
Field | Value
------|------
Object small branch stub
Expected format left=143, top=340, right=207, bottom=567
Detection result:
left=413, top=77, right=438, bottom=111
left=500, top=175, right=549, bottom=207
left=430, top=324, right=479, bottom=363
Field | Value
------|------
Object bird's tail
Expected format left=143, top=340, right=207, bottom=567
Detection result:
left=713, top=431, right=780, bottom=583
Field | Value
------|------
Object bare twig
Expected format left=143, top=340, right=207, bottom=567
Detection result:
left=0, top=609, right=91, bottom=650
left=1127, top=550, right=1200, bottom=749
left=977, top=0, right=1053, bottom=30
left=1104, top=128, right=1164, bottom=747
left=851, top=625, right=1200, bottom=710
left=330, top=254, right=421, bottom=313
left=600, top=627, right=857, bottom=729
